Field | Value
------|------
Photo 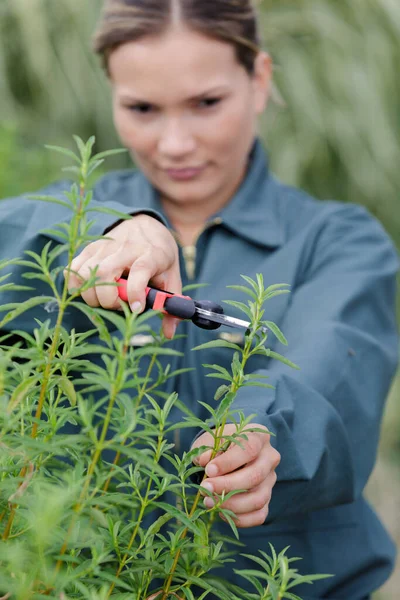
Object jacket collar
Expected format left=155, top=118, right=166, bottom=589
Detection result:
left=135, top=138, right=284, bottom=249
left=214, top=138, right=284, bottom=248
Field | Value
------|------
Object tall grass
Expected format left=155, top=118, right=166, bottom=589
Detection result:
left=259, top=0, right=400, bottom=248
left=1, top=0, right=399, bottom=243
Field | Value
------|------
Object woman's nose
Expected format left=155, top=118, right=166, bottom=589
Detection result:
left=157, top=117, right=196, bottom=159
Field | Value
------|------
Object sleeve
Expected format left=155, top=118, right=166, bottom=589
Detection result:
left=0, top=178, right=167, bottom=336
left=230, top=204, right=399, bottom=522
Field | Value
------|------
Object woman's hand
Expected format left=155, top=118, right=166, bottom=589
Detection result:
left=66, top=215, right=181, bottom=338
left=191, top=424, right=281, bottom=528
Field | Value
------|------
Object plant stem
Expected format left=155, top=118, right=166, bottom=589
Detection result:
left=161, top=302, right=264, bottom=599
left=54, top=343, right=129, bottom=575
left=106, top=430, right=164, bottom=598
left=100, top=352, right=158, bottom=497
left=2, top=187, right=85, bottom=541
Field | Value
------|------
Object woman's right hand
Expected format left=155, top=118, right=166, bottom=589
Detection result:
left=66, top=214, right=182, bottom=339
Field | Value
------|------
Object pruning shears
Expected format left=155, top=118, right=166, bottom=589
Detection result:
left=117, top=279, right=268, bottom=335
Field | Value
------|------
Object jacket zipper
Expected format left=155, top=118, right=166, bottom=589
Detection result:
left=171, top=217, right=222, bottom=512
left=175, top=217, right=222, bottom=281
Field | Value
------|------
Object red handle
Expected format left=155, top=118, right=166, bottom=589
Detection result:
left=116, top=278, right=196, bottom=319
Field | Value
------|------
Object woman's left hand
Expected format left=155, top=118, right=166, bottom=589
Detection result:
left=191, top=424, right=281, bottom=528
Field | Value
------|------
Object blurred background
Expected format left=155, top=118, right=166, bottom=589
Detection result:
left=0, top=0, right=399, bottom=596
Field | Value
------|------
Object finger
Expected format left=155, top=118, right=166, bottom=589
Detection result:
left=126, top=250, right=169, bottom=312
left=220, top=502, right=270, bottom=529
left=152, top=270, right=182, bottom=339
left=77, top=257, right=119, bottom=308
left=162, top=316, right=181, bottom=340
left=93, top=253, right=133, bottom=309
left=66, top=242, right=102, bottom=289
left=196, top=449, right=213, bottom=467
left=205, top=432, right=267, bottom=478
left=204, top=471, right=277, bottom=514
left=190, top=432, right=215, bottom=457
left=202, top=449, right=277, bottom=496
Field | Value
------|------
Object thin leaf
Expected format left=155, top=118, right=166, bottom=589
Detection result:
left=91, top=148, right=128, bottom=161
left=45, top=144, right=80, bottom=163
left=263, top=321, right=288, bottom=345
left=268, top=350, right=300, bottom=370
left=214, top=384, right=230, bottom=401
left=152, top=501, right=202, bottom=536
left=0, top=296, right=55, bottom=327
left=27, top=194, right=71, bottom=209
left=226, top=284, right=257, bottom=301
left=58, top=376, right=77, bottom=407
left=192, top=340, right=242, bottom=352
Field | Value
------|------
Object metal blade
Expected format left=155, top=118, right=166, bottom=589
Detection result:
left=195, top=307, right=268, bottom=335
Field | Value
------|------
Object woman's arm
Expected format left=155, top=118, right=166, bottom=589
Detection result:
left=215, top=204, right=399, bottom=521
left=0, top=178, right=181, bottom=338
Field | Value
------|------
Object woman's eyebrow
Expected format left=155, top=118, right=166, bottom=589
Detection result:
left=119, top=86, right=230, bottom=104
left=187, top=85, right=230, bottom=100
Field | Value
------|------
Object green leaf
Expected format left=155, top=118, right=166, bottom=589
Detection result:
left=263, top=321, right=288, bottom=345
left=223, top=299, right=252, bottom=319
left=192, top=340, right=242, bottom=352
left=0, top=296, right=55, bottom=328
left=7, top=375, right=38, bottom=413
left=62, top=166, right=81, bottom=176
left=91, top=148, right=128, bottom=161
left=286, top=573, right=333, bottom=589
left=203, top=363, right=232, bottom=378
left=268, top=350, right=300, bottom=370
left=243, top=381, right=274, bottom=389
left=152, top=501, right=202, bottom=536
left=240, top=275, right=259, bottom=292
left=182, top=282, right=210, bottom=293
left=220, top=509, right=239, bottom=539
left=73, top=134, right=88, bottom=159
left=58, top=376, right=77, bottom=407
left=86, top=206, right=131, bottom=221
left=87, top=159, right=105, bottom=178
left=215, top=391, right=237, bottom=420
left=214, top=384, right=230, bottom=401
left=206, top=372, right=232, bottom=382
left=145, top=512, right=174, bottom=539
left=264, top=283, right=291, bottom=293
left=27, top=194, right=71, bottom=209
left=226, top=284, right=257, bottom=301
left=108, top=444, right=166, bottom=476
left=45, top=144, right=80, bottom=163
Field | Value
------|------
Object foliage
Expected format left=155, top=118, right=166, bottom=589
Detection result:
left=0, top=123, right=62, bottom=197
left=0, top=138, right=328, bottom=599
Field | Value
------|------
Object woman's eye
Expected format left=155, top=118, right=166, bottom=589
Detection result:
left=198, top=97, right=221, bottom=109
left=127, top=103, right=153, bottom=114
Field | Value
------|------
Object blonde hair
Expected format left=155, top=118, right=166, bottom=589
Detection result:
left=93, top=0, right=261, bottom=75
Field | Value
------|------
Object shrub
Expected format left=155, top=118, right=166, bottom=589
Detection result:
left=0, top=139, right=327, bottom=599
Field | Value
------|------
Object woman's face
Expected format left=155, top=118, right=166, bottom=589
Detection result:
left=109, top=27, right=271, bottom=213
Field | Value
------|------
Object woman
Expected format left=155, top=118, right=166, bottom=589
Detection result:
left=0, top=1, right=398, bottom=598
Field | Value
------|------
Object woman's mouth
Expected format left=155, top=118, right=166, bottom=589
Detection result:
left=165, top=165, right=205, bottom=181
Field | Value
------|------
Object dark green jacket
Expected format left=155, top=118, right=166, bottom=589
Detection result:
left=0, top=140, right=398, bottom=599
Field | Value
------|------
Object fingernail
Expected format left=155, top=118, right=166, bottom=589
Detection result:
left=204, top=497, right=215, bottom=509
left=206, top=464, right=218, bottom=477
left=131, top=301, right=142, bottom=312
left=201, top=481, right=214, bottom=494
left=171, top=322, right=177, bottom=338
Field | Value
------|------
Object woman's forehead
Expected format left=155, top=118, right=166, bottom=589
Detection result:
left=108, top=28, right=245, bottom=98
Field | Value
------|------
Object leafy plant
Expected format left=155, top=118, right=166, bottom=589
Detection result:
left=0, top=138, right=328, bottom=599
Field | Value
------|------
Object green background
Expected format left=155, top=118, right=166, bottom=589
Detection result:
left=0, top=1, right=399, bottom=596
